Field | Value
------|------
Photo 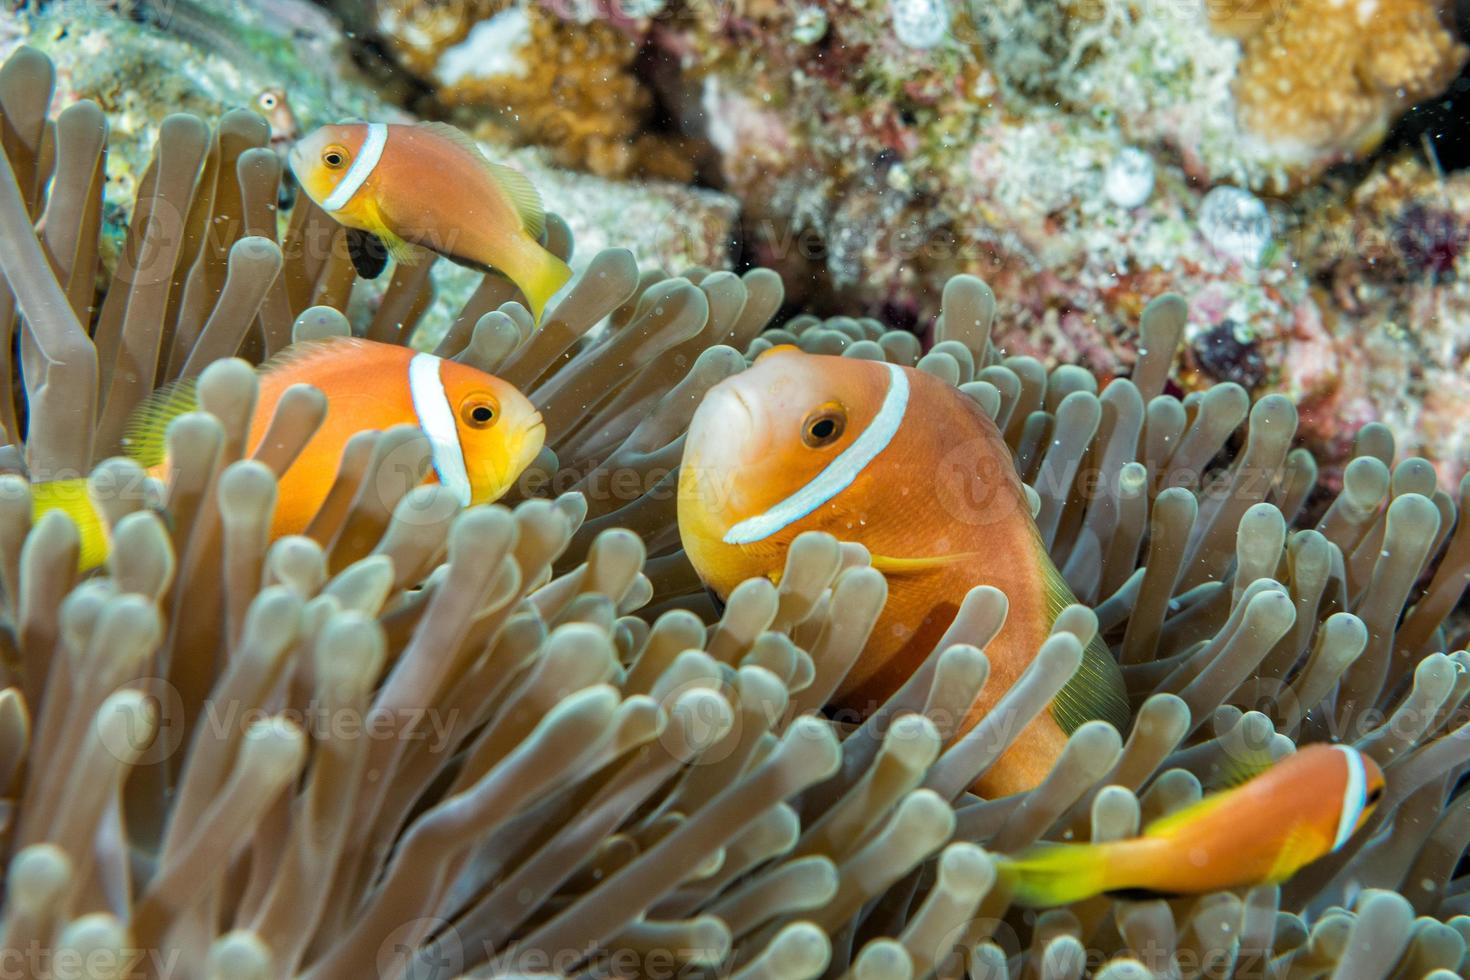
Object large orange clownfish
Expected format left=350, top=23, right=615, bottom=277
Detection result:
left=999, top=743, right=1386, bottom=905
left=33, top=338, right=545, bottom=568
left=677, top=345, right=1129, bottom=797
left=289, top=121, right=572, bottom=324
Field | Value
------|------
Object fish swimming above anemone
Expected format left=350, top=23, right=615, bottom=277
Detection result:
left=999, top=743, right=1387, bottom=906
left=677, top=345, right=1130, bottom=797
left=31, top=337, right=545, bottom=569
left=288, top=120, right=573, bottom=324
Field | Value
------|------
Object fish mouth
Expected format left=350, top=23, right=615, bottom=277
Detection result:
left=691, top=384, right=756, bottom=441
left=501, top=417, right=546, bottom=497
left=469, top=417, right=545, bottom=505
left=683, top=385, right=757, bottom=505
left=722, top=384, right=757, bottom=422
left=286, top=142, right=305, bottom=178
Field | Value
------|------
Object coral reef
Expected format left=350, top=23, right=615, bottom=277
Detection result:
left=3, top=44, right=1470, bottom=979
left=1224, top=0, right=1466, bottom=173
left=353, top=0, right=1470, bottom=479
left=1291, top=155, right=1470, bottom=486
left=376, top=0, right=696, bottom=181
left=2, top=0, right=737, bottom=345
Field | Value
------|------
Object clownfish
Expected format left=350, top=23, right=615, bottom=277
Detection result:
left=288, top=121, right=572, bottom=324
left=677, top=345, right=1129, bottom=797
left=32, top=338, right=545, bottom=568
left=254, top=88, right=300, bottom=208
left=999, top=744, right=1386, bottom=906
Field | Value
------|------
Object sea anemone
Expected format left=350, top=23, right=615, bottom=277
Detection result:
left=2, top=44, right=1470, bottom=979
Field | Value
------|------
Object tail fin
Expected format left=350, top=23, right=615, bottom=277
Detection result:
left=996, top=842, right=1113, bottom=907
left=515, top=247, right=573, bottom=326
left=31, top=479, right=110, bottom=571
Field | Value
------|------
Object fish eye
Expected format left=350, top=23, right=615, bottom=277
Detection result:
left=802, top=406, right=846, bottom=448
left=322, top=146, right=348, bottom=169
left=1366, top=785, right=1384, bottom=805
left=461, top=397, right=499, bottom=428
left=258, top=92, right=277, bottom=109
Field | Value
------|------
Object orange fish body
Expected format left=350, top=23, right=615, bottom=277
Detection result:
left=39, top=338, right=545, bottom=567
left=1003, top=744, right=1386, bottom=905
left=289, top=122, right=572, bottom=323
left=226, top=339, right=545, bottom=536
left=678, top=346, right=1128, bottom=797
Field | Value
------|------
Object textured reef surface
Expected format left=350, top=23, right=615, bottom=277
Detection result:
left=375, top=0, right=1470, bottom=484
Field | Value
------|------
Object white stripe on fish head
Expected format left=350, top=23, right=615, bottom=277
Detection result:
left=322, top=122, right=388, bottom=212
left=408, top=352, right=472, bottom=507
left=723, top=361, right=909, bottom=546
left=1331, top=744, right=1369, bottom=851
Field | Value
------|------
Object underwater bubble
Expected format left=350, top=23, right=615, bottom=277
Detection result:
left=791, top=6, right=829, bottom=44
left=1103, top=147, right=1155, bottom=209
left=618, top=0, right=667, bottom=17
left=1198, top=185, right=1272, bottom=265
left=890, top=0, right=951, bottom=49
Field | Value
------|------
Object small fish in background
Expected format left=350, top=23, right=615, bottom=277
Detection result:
left=254, top=87, right=301, bottom=208
left=288, top=121, right=573, bottom=324
left=31, top=337, right=545, bottom=569
left=999, top=744, right=1386, bottom=906
left=677, top=345, right=1130, bottom=797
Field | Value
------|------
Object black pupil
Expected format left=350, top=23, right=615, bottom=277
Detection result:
left=472, top=405, right=494, bottom=423
left=326, top=153, right=340, bottom=165
left=811, top=418, right=836, bottom=440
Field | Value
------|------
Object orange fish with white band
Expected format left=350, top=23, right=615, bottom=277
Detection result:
left=999, top=743, right=1387, bottom=905
left=289, top=121, right=572, bottom=324
left=31, top=338, right=545, bottom=568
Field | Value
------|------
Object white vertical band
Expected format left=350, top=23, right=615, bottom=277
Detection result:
left=322, top=122, right=388, bottom=212
left=723, top=362, right=909, bottom=545
left=1332, top=745, right=1368, bottom=851
left=408, top=353, right=472, bottom=507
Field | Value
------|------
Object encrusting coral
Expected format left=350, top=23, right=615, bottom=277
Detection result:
left=1219, top=0, right=1466, bottom=170
left=3, top=43, right=1470, bottom=979
left=377, top=0, right=695, bottom=182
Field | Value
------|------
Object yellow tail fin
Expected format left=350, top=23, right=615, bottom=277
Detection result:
left=31, top=479, right=110, bottom=571
left=516, top=247, right=572, bottom=326
left=997, top=842, right=1114, bottom=907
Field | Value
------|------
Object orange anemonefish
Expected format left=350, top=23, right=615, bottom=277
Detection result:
left=255, top=87, right=300, bottom=208
left=999, top=743, right=1387, bottom=906
left=677, top=345, right=1129, bottom=797
left=32, top=338, right=545, bottom=569
left=288, top=121, right=572, bottom=324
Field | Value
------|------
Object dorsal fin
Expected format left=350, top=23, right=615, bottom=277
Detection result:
left=121, top=379, right=200, bottom=468
left=253, top=335, right=372, bottom=376
left=415, top=121, right=547, bottom=240
left=121, top=337, right=370, bottom=467
left=485, top=160, right=547, bottom=240
left=1042, top=549, right=1131, bottom=734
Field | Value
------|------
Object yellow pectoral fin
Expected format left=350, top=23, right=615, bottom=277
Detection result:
left=1264, top=823, right=1329, bottom=883
left=383, top=234, right=424, bottom=266
left=353, top=198, right=418, bottom=266
left=868, top=552, right=979, bottom=575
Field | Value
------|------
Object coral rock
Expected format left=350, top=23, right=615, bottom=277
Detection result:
left=1228, top=0, right=1467, bottom=171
